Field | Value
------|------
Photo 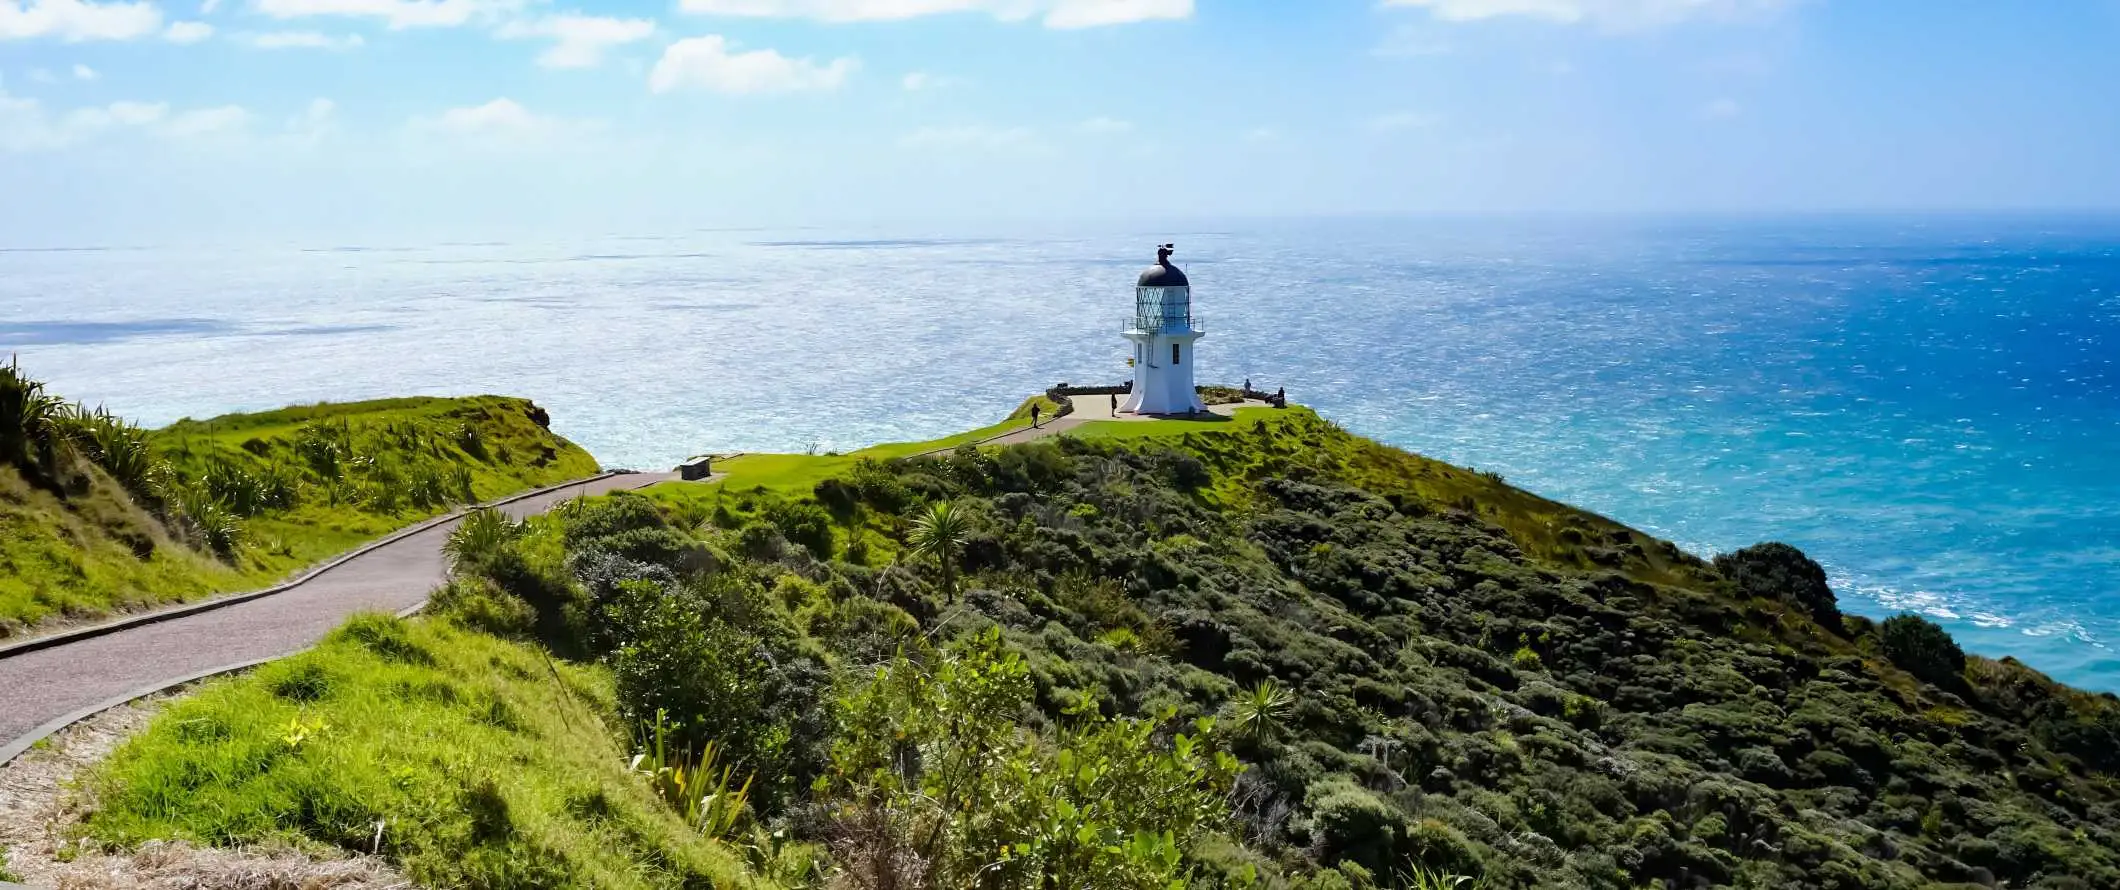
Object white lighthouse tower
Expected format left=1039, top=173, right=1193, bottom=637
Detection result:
left=1120, top=243, right=1207, bottom=416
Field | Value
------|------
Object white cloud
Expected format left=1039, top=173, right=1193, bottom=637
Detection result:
left=65, top=99, right=166, bottom=129
left=1, top=86, right=261, bottom=150
left=678, top=0, right=1190, bottom=29
left=285, top=95, right=334, bottom=143
left=163, top=19, right=212, bottom=41
left=0, top=0, right=164, bottom=41
left=407, top=97, right=600, bottom=148
left=901, top=71, right=954, bottom=91
left=199, top=0, right=219, bottom=11
left=1372, top=24, right=1450, bottom=57
left=1042, top=0, right=1186, bottom=28
left=243, top=29, right=364, bottom=48
left=1700, top=96, right=1740, bottom=119
left=649, top=35, right=856, bottom=95
left=254, top=0, right=517, bottom=30
left=498, top=14, right=654, bottom=69
left=1079, top=116, right=1131, bottom=134
left=1381, top=0, right=1792, bottom=30
left=163, top=104, right=250, bottom=137
left=899, top=123, right=1038, bottom=150
left=429, top=97, right=542, bottom=133
left=71, top=62, right=95, bottom=79
left=1367, top=111, right=1439, bottom=132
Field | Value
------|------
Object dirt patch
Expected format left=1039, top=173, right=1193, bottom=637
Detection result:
left=0, top=691, right=410, bottom=890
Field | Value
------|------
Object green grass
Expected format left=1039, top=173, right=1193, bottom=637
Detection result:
left=77, top=614, right=770, bottom=890
left=1066, top=406, right=1278, bottom=440
left=676, top=398, right=1267, bottom=498
left=704, top=411, right=1036, bottom=495
left=0, top=395, right=598, bottom=637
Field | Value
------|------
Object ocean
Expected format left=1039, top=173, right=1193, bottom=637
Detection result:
left=4, top=215, right=2117, bottom=690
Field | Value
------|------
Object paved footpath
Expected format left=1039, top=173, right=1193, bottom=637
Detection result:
left=0, top=472, right=670, bottom=757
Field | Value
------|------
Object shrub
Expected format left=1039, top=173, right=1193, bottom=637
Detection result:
left=1880, top=613, right=1966, bottom=686
left=605, top=575, right=826, bottom=805
left=1306, top=775, right=1409, bottom=875
left=430, top=577, right=538, bottom=638
left=823, top=632, right=1240, bottom=890
left=1715, top=542, right=1840, bottom=630
left=562, top=492, right=667, bottom=547
left=765, top=499, right=834, bottom=560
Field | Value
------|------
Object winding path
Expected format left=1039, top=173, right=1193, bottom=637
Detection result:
left=0, top=472, right=669, bottom=764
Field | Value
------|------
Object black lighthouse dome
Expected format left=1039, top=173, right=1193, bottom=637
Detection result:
left=1138, top=243, right=1189, bottom=288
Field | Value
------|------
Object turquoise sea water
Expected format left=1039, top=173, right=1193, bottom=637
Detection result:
left=3, top=215, right=2116, bottom=688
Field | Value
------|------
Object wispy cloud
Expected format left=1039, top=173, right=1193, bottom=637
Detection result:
left=285, top=96, right=335, bottom=144
left=1079, top=116, right=1131, bottom=134
left=1367, top=111, right=1439, bottom=132
left=242, top=29, right=365, bottom=49
left=899, top=123, right=1039, bottom=151
left=901, top=71, right=957, bottom=91
left=1382, top=0, right=1793, bottom=31
left=0, top=0, right=164, bottom=41
left=407, top=97, right=602, bottom=148
left=0, top=87, right=257, bottom=151
left=677, top=0, right=1190, bottom=29
left=498, top=14, right=655, bottom=69
left=71, top=62, right=95, bottom=79
left=1372, top=24, right=1450, bottom=58
left=253, top=0, right=518, bottom=30
left=1699, top=96, right=1740, bottom=120
left=163, top=19, right=212, bottom=41
left=649, top=35, right=856, bottom=94
left=162, top=104, right=251, bottom=138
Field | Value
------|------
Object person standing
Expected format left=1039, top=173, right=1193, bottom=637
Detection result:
left=1110, top=393, right=1118, bottom=414
left=1031, top=403, right=1042, bottom=428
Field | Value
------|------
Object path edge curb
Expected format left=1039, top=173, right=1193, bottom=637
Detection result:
left=0, top=655, right=281, bottom=769
left=0, top=472, right=666, bottom=769
left=0, top=471, right=624, bottom=662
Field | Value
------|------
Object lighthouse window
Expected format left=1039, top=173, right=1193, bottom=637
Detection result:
left=1172, top=344, right=1181, bottom=365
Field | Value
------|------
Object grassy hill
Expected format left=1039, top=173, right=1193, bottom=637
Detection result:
left=0, top=362, right=598, bottom=638
left=66, top=402, right=2120, bottom=889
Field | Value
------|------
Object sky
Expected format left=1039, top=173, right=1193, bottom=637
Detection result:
left=3, top=0, right=2119, bottom=242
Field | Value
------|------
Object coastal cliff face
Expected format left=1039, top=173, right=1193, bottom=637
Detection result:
left=64, top=408, right=2120, bottom=889
left=0, top=363, right=597, bottom=638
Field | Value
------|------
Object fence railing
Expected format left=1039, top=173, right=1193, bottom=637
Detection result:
left=1121, top=315, right=1203, bottom=333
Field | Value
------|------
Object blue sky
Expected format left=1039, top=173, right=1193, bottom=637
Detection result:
left=3, top=0, right=2118, bottom=241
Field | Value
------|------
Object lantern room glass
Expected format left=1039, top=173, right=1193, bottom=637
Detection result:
left=1132, top=285, right=1193, bottom=333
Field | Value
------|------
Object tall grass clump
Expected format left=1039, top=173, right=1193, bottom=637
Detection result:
left=633, top=710, right=755, bottom=842
left=444, top=507, right=525, bottom=576
left=77, top=616, right=761, bottom=890
left=64, top=403, right=165, bottom=497
left=0, top=355, right=70, bottom=475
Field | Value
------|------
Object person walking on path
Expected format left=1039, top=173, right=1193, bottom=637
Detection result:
left=1110, top=393, right=1118, bottom=414
left=1031, top=403, right=1042, bottom=428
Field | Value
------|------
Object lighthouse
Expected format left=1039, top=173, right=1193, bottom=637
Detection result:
left=1120, top=243, right=1207, bottom=416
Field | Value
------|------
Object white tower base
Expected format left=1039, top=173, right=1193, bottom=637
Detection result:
left=1121, top=328, right=1206, bottom=415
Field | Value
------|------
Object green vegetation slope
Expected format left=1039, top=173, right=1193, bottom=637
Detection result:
left=0, top=361, right=598, bottom=637
left=75, top=405, right=2120, bottom=889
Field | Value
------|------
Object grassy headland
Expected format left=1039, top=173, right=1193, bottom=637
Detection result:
left=69, top=399, right=2120, bottom=889
left=82, top=613, right=768, bottom=888
left=0, top=362, right=597, bottom=637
